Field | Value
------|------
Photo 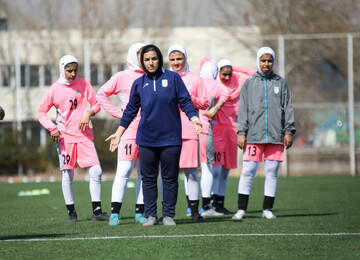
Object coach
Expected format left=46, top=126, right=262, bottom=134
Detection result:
left=106, top=44, right=202, bottom=226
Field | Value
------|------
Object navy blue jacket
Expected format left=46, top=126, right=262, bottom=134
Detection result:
left=120, top=69, right=198, bottom=147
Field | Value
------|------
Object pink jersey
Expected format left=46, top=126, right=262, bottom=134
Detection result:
left=199, top=76, right=230, bottom=134
left=38, top=78, right=100, bottom=143
left=214, top=66, right=256, bottom=128
left=180, top=71, right=209, bottom=139
left=96, top=69, right=144, bottom=141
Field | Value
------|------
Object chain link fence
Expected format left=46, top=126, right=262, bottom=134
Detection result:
left=0, top=31, right=359, bottom=175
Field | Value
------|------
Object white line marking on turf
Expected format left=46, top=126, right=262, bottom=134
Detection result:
left=1, top=233, right=360, bottom=242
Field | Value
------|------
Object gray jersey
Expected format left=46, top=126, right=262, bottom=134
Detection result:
left=236, top=71, right=296, bottom=144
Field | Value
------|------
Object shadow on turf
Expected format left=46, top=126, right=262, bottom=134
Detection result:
left=109, top=209, right=337, bottom=225
left=174, top=210, right=338, bottom=223
left=0, top=233, right=71, bottom=241
left=276, top=212, right=337, bottom=218
left=174, top=215, right=237, bottom=224
left=239, top=209, right=337, bottom=219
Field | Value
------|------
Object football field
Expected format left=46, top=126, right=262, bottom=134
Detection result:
left=0, top=175, right=359, bottom=259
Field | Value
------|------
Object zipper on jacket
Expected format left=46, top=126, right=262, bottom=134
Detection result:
left=264, top=75, right=268, bottom=143
left=152, top=76, right=157, bottom=91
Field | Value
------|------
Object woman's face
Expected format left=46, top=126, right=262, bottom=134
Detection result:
left=219, top=66, right=232, bottom=84
left=259, top=54, right=273, bottom=74
left=64, top=63, right=78, bottom=83
left=143, top=51, right=159, bottom=74
left=169, top=51, right=186, bottom=72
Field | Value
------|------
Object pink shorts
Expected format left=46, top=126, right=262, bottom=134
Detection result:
left=179, top=139, right=199, bottom=168
left=57, top=141, right=100, bottom=170
left=117, top=138, right=139, bottom=161
left=243, top=143, right=284, bottom=162
left=213, top=124, right=238, bottom=169
left=199, top=133, right=207, bottom=163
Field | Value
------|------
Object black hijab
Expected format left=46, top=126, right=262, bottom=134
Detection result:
left=140, top=44, right=164, bottom=76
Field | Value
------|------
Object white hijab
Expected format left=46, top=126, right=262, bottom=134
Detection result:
left=127, top=42, right=146, bottom=71
left=200, top=61, right=218, bottom=79
left=217, top=59, right=232, bottom=70
left=59, top=55, right=78, bottom=85
left=257, top=47, right=275, bottom=76
left=168, top=44, right=189, bottom=75
left=217, top=59, right=232, bottom=82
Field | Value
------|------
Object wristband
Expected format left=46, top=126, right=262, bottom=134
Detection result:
left=191, top=118, right=200, bottom=123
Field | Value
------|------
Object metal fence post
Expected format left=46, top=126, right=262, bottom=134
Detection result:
left=347, top=34, right=356, bottom=176
left=14, top=40, right=23, bottom=175
left=278, top=35, right=288, bottom=176
left=84, top=39, right=90, bottom=82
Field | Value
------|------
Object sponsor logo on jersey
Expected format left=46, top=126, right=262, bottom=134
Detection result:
left=274, top=86, right=279, bottom=94
left=162, top=79, right=168, bottom=87
left=76, top=90, right=81, bottom=97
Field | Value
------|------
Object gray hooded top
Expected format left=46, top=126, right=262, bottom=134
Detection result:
left=236, top=47, right=296, bottom=144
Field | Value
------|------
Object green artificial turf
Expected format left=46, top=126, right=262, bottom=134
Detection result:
left=0, top=175, right=359, bottom=259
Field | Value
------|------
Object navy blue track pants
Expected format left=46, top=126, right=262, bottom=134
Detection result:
left=138, top=145, right=181, bottom=218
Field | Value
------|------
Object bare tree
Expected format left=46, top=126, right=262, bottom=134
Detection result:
left=216, top=0, right=360, bottom=102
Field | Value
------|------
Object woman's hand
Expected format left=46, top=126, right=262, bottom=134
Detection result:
left=51, top=131, right=61, bottom=143
left=105, top=126, right=126, bottom=152
left=105, top=133, right=121, bottom=152
left=202, top=107, right=218, bottom=122
left=191, top=116, right=202, bottom=135
left=202, top=101, right=223, bottom=122
left=284, top=134, right=293, bottom=149
left=79, top=110, right=94, bottom=131
left=237, top=135, right=246, bottom=149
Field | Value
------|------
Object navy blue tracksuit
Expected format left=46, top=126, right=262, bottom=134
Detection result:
left=120, top=68, right=197, bottom=218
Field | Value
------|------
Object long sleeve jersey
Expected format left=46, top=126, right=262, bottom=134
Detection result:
left=120, top=69, right=198, bottom=147
left=199, top=76, right=230, bottom=134
left=96, top=69, right=144, bottom=140
left=214, top=66, right=256, bottom=128
left=38, top=78, right=100, bottom=143
left=180, top=71, right=209, bottom=139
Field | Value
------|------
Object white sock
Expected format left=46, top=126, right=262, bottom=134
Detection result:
left=111, top=160, right=134, bottom=203
left=264, top=160, right=280, bottom=197
left=184, top=168, right=199, bottom=201
left=184, top=173, right=188, bottom=196
left=88, top=164, right=102, bottom=202
left=238, top=161, right=259, bottom=194
left=200, top=162, right=213, bottom=198
left=62, top=169, right=74, bottom=205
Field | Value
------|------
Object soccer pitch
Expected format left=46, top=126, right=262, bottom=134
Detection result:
left=0, top=175, right=359, bottom=259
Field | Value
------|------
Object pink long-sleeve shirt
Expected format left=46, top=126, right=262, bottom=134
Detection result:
left=96, top=69, right=144, bottom=140
left=180, top=71, right=209, bottom=139
left=214, top=66, right=257, bottom=128
left=199, top=76, right=230, bottom=134
left=37, top=78, right=100, bottom=143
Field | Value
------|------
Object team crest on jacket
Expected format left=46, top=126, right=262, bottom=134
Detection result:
left=274, top=86, right=279, bottom=94
left=76, top=90, right=81, bottom=97
left=162, top=79, right=168, bottom=87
